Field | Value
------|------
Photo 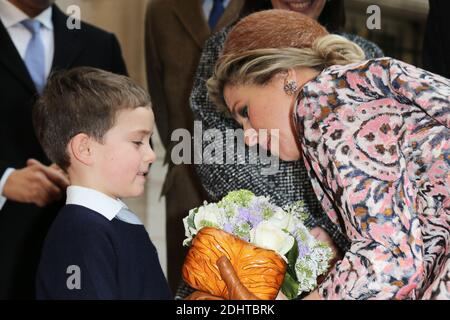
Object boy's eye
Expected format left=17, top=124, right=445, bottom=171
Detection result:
left=239, top=106, right=249, bottom=118
left=132, top=141, right=143, bottom=146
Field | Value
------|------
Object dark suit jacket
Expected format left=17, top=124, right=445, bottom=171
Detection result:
left=0, top=5, right=127, bottom=299
left=423, top=0, right=450, bottom=78
left=145, top=0, right=243, bottom=157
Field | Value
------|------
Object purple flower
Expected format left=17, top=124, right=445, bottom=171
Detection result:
left=247, top=212, right=263, bottom=227
left=236, top=207, right=263, bottom=227
left=237, top=208, right=250, bottom=222
left=250, top=199, right=263, bottom=211
left=297, top=241, right=311, bottom=259
left=223, top=223, right=233, bottom=233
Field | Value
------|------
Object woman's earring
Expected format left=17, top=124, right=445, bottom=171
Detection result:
left=283, top=80, right=298, bottom=95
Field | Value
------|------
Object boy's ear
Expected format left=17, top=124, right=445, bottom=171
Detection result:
left=68, top=133, right=94, bottom=166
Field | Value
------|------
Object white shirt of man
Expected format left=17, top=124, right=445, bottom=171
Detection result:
left=0, top=0, right=54, bottom=210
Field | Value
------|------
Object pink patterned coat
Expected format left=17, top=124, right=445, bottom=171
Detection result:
left=295, top=58, right=449, bottom=299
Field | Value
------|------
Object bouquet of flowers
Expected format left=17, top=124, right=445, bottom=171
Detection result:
left=182, top=190, right=332, bottom=299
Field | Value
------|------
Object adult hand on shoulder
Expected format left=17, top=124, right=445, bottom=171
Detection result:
left=49, top=162, right=70, bottom=182
left=2, top=158, right=70, bottom=207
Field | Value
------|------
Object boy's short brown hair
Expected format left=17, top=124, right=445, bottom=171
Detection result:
left=33, top=67, right=151, bottom=171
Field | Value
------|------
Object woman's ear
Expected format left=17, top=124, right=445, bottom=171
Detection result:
left=285, top=68, right=298, bottom=81
left=68, top=133, right=94, bottom=166
left=276, top=69, right=297, bottom=81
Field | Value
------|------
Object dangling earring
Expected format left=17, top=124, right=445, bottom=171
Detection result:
left=283, top=79, right=298, bottom=95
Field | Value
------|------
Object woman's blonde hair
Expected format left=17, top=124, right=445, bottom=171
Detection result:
left=207, top=10, right=365, bottom=113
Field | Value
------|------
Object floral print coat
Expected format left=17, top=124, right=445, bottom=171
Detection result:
left=295, top=58, right=449, bottom=299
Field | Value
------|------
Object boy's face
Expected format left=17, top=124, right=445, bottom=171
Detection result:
left=92, top=106, right=156, bottom=199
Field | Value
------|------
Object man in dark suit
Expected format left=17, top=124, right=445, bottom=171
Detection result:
left=0, top=0, right=127, bottom=299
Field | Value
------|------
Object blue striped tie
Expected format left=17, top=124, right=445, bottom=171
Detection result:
left=208, top=0, right=225, bottom=29
left=21, top=19, right=46, bottom=94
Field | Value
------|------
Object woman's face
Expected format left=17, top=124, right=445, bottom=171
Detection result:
left=270, top=0, right=326, bottom=20
left=223, top=75, right=301, bottom=161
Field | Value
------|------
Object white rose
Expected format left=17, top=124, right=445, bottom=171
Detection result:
left=193, top=203, right=225, bottom=230
left=268, top=209, right=296, bottom=233
left=182, top=211, right=199, bottom=246
left=183, top=216, right=191, bottom=238
left=250, top=221, right=294, bottom=256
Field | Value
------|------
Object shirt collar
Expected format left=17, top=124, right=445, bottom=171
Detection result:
left=66, top=185, right=127, bottom=221
left=0, top=0, right=53, bottom=30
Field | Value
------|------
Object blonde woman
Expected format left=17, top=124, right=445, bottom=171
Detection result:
left=206, top=10, right=449, bottom=300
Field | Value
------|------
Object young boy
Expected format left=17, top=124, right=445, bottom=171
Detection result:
left=33, top=67, right=172, bottom=299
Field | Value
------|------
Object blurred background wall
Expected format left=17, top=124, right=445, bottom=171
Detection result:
left=56, top=0, right=148, bottom=87
left=346, top=0, right=429, bottom=66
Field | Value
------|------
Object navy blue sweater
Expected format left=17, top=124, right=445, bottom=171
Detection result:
left=36, top=204, right=172, bottom=299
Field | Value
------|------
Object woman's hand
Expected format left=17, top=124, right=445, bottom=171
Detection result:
left=309, top=227, right=342, bottom=286
left=309, top=227, right=342, bottom=264
left=302, top=289, right=322, bottom=300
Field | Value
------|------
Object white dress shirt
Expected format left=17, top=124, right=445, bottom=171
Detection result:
left=202, top=0, right=231, bottom=22
left=66, top=186, right=128, bottom=221
left=0, top=0, right=54, bottom=77
left=0, top=0, right=54, bottom=210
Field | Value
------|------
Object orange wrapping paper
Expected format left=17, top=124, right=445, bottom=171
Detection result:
left=182, top=227, right=287, bottom=300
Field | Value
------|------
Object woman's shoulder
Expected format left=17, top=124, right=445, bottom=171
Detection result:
left=318, top=57, right=392, bottom=78
left=300, top=58, right=396, bottom=101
